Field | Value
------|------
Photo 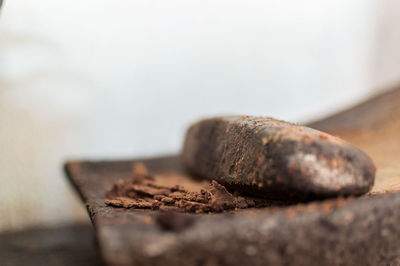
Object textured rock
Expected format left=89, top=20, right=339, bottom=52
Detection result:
left=182, top=116, right=376, bottom=200
left=65, top=156, right=400, bottom=266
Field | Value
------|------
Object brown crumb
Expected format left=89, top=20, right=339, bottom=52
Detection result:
left=104, top=163, right=278, bottom=213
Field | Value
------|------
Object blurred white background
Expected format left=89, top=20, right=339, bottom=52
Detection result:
left=1, top=0, right=400, bottom=231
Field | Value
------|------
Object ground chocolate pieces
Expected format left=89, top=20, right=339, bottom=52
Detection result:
left=182, top=116, right=376, bottom=200
left=105, top=197, right=154, bottom=209
left=104, top=163, right=256, bottom=213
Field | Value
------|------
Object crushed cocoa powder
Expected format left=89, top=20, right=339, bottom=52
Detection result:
left=105, top=163, right=284, bottom=213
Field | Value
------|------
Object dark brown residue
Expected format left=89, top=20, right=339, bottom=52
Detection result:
left=105, top=163, right=288, bottom=213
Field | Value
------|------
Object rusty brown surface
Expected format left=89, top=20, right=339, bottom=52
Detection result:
left=308, top=87, right=400, bottom=195
left=182, top=116, right=375, bottom=200
left=65, top=86, right=400, bottom=266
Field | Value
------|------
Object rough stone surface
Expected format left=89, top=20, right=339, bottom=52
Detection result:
left=182, top=116, right=376, bottom=200
left=66, top=156, right=400, bottom=266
